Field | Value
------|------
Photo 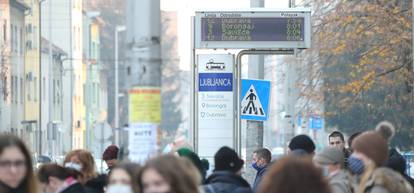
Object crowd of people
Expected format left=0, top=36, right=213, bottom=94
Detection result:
left=0, top=121, right=413, bottom=193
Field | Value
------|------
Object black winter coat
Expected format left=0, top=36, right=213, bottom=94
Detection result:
left=84, top=174, right=107, bottom=193
left=203, top=171, right=254, bottom=193
left=61, top=183, right=87, bottom=193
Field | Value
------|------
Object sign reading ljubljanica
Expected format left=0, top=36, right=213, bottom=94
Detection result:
left=195, top=9, right=311, bottom=49
left=198, top=54, right=234, bottom=158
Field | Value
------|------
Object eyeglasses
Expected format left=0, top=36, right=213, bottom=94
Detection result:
left=0, top=160, right=27, bottom=170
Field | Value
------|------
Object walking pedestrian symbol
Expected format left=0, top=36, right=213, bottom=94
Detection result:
left=242, top=86, right=265, bottom=116
left=240, top=79, right=270, bottom=121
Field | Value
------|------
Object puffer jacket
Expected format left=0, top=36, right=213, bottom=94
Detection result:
left=203, top=171, right=254, bottom=193
left=360, top=167, right=413, bottom=193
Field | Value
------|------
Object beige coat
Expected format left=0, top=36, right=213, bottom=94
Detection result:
left=358, top=167, right=413, bottom=193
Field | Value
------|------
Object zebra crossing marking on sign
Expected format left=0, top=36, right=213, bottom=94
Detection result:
left=240, top=79, right=271, bottom=121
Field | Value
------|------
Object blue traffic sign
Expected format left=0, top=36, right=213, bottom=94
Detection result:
left=309, top=117, right=323, bottom=130
left=240, top=79, right=271, bottom=121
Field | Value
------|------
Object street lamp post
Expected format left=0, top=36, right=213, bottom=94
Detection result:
left=115, top=26, right=126, bottom=146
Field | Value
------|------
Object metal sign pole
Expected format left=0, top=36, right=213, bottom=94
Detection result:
left=235, top=49, right=295, bottom=155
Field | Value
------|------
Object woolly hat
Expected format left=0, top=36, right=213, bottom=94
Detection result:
left=352, top=132, right=388, bottom=166
left=288, top=135, right=316, bottom=154
left=352, top=121, right=395, bottom=166
left=314, top=147, right=344, bottom=166
left=214, top=146, right=244, bottom=173
left=177, top=148, right=206, bottom=180
left=103, top=145, right=119, bottom=160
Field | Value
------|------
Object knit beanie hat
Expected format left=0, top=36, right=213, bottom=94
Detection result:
left=177, top=148, right=206, bottom=180
left=103, top=145, right=119, bottom=160
left=288, top=135, right=316, bottom=154
left=352, top=131, right=388, bottom=166
left=352, top=121, right=395, bottom=166
left=314, top=147, right=344, bottom=166
left=214, top=146, right=244, bottom=173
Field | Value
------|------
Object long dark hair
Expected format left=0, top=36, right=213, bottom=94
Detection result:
left=0, top=134, right=37, bottom=193
left=38, top=163, right=80, bottom=183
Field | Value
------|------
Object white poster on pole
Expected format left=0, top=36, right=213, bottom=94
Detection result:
left=128, top=123, right=157, bottom=164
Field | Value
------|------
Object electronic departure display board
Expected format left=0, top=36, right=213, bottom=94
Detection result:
left=195, top=9, right=311, bottom=49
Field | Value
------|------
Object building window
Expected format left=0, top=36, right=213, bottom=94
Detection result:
left=20, top=77, right=23, bottom=104
left=17, top=27, right=20, bottom=54
left=27, top=78, right=31, bottom=101
left=77, top=27, right=81, bottom=51
left=43, top=77, right=45, bottom=101
left=14, top=26, right=17, bottom=53
left=3, top=20, right=6, bottom=42
left=20, top=28, right=23, bottom=54
left=15, top=77, right=18, bottom=103
left=34, top=77, right=37, bottom=102
left=10, top=24, right=13, bottom=52
left=33, top=26, right=38, bottom=49
left=57, top=80, right=60, bottom=104
left=11, top=76, right=14, bottom=103
left=73, top=27, right=76, bottom=50
left=53, top=79, right=56, bottom=104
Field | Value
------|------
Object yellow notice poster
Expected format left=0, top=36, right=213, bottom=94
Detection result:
left=129, top=87, right=161, bottom=124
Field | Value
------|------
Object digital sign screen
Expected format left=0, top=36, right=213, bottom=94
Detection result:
left=201, top=17, right=305, bottom=42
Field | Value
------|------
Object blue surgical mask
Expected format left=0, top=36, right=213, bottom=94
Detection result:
left=251, top=162, right=263, bottom=171
left=348, top=155, right=365, bottom=175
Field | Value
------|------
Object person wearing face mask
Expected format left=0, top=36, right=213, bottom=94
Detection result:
left=349, top=121, right=412, bottom=193
left=106, top=162, right=141, bottom=193
left=251, top=148, right=271, bottom=192
left=0, top=135, right=38, bottom=193
left=64, top=150, right=107, bottom=193
left=314, top=147, right=353, bottom=193
left=38, top=164, right=85, bottom=193
left=139, top=155, right=201, bottom=193
left=328, top=131, right=351, bottom=169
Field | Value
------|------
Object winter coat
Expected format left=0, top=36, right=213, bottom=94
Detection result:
left=203, top=171, right=254, bottom=193
left=329, top=170, right=353, bottom=193
left=252, top=166, right=268, bottom=192
left=60, top=183, right=87, bottom=193
left=385, top=148, right=414, bottom=189
left=359, top=167, right=413, bottom=193
left=0, top=181, right=28, bottom=193
left=84, top=174, right=107, bottom=193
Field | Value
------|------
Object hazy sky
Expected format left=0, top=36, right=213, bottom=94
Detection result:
left=161, top=0, right=290, bottom=71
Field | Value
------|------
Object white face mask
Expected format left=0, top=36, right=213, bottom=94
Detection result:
left=106, top=184, right=133, bottom=193
left=64, top=162, right=82, bottom=172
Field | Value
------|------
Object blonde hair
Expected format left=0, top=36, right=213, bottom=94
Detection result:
left=139, top=155, right=201, bottom=193
left=358, top=161, right=376, bottom=193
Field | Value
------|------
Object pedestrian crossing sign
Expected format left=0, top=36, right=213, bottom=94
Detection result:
left=241, top=79, right=271, bottom=121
